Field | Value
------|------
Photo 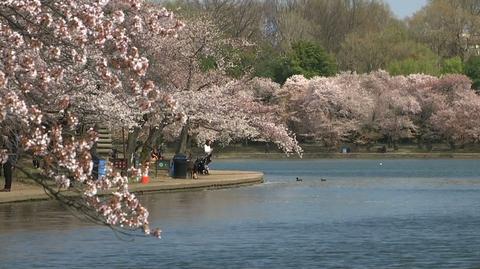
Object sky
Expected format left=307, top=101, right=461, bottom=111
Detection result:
left=384, top=0, right=428, bottom=18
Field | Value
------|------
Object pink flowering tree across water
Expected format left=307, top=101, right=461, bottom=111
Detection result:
left=275, top=71, right=479, bottom=151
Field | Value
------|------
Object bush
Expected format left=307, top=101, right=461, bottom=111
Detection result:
left=287, top=41, right=337, bottom=80
left=465, top=56, right=480, bottom=91
left=253, top=41, right=337, bottom=84
left=441, top=57, right=464, bottom=75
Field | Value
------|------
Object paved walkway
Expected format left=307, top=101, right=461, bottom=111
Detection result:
left=0, top=170, right=264, bottom=204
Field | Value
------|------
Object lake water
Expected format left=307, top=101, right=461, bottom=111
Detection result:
left=0, top=159, right=480, bottom=268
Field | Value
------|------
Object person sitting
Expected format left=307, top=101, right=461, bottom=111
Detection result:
left=151, top=149, right=160, bottom=161
left=150, top=145, right=164, bottom=161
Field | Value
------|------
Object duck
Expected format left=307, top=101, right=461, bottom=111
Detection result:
left=296, top=177, right=303, bottom=182
left=321, top=178, right=327, bottom=182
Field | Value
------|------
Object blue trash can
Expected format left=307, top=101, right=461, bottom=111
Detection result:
left=172, top=154, right=188, bottom=179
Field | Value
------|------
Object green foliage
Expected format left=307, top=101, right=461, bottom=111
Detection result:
left=198, top=55, right=217, bottom=71
left=253, top=54, right=292, bottom=84
left=288, top=41, right=337, bottom=79
left=252, top=45, right=282, bottom=79
left=252, top=45, right=293, bottom=84
left=387, top=52, right=465, bottom=77
left=465, top=56, right=480, bottom=90
left=441, top=57, right=464, bottom=75
left=338, top=23, right=442, bottom=75
left=387, top=41, right=441, bottom=76
left=224, top=47, right=257, bottom=78
left=253, top=41, right=337, bottom=84
left=388, top=58, right=440, bottom=76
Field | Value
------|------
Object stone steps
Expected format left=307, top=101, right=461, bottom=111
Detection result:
left=95, top=125, right=112, bottom=158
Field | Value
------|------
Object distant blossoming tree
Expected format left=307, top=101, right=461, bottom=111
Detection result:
left=360, top=71, right=421, bottom=150
left=430, top=75, right=480, bottom=149
left=275, top=71, right=478, bottom=151
left=281, top=73, right=374, bottom=148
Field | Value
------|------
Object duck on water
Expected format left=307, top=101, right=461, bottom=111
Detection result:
left=296, top=177, right=327, bottom=182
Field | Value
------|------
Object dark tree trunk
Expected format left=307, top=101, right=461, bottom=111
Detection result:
left=140, top=127, right=162, bottom=164
left=426, top=142, right=433, bottom=151
left=448, top=140, right=456, bottom=151
left=386, top=136, right=392, bottom=148
left=366, top=141, right=373, bottom=152
left=176, top=122, right=190, bottom=155
left=126, top=127, right=140, bottom=168
left=416, top=136, right=424, bottom=149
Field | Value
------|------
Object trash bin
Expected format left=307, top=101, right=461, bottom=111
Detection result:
left=172, top=154, right=188, bottom=178
left=93, top=158, right=107, bottom=179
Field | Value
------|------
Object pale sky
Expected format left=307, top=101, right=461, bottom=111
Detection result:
left=383, top=0, right=428, bottom=19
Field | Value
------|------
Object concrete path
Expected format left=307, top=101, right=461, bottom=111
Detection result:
left=0, top=170, right=264, bottom=204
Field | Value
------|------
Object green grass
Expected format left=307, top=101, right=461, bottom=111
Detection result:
left=212, top=143, right=480, bottom=159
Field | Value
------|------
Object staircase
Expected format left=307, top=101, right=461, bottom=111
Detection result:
left=95, top=125, right=113, bottom=158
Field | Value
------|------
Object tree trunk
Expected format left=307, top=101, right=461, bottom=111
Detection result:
left=416, top=136, right=424, bottom=149
left=176, top=122, right=190, bottom=155
left=448, top=140, right=456, bottom=151
left=126, top=127, right=141, bottom=168
left=366, top=143, right=372, bottom=152
left=387, top=136, right=392, bottom=148
left=426, top=141, right=433, bottom=151
left=393, top=140, right=398, bottom=151
left=140, top=127, right=162, bottom=164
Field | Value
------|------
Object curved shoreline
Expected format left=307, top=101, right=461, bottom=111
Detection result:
left=0, top=170, right=264, bottom=204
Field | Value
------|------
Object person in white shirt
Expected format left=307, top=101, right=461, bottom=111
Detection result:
left=203, top=140, right=213, bottom=170
left=204, top=140, right=213, bottom=156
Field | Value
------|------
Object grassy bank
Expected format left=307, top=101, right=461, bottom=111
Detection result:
left=214, top=151, right=480, bottom=159
left=210, top=143, right=480, bottom=159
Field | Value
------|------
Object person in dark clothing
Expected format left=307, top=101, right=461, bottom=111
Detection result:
left=33, top=156, right=41, bottom=169
left=1, top=133, right=19, bottom=192
left=2, top=159, right=12, bottom=192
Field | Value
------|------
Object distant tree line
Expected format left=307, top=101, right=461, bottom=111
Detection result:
left=162, top=0, right=480, bottom=90
left=250, top=72, right=480, bottom=151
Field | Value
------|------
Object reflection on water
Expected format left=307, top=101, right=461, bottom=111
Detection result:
left=0, top=201, right=85, bottom=233
left=0, top=159, right=480, bottom=268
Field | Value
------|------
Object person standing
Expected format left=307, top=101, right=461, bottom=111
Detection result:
left=203, top=139, right=213, bottom=168
left=1, top=133, right=18, bottom=192
left=0, top=149, right=8, bottom=185
left=204, top=139, right=213, bottom=156
left=1, top=154, right=13, bottom=192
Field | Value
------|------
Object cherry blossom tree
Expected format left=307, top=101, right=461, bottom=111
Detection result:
left=406, top=74, right=444, bottom=150
left=360, top=71, right=421, bottom=150
left=280, top=73, right=374, bottom=148
left=430, top=75, right=480, bottom=149
left=168, top=78, right=302, bottom=155
left=127, top=15, right=228, bottom=162
left=130, top=14, right=302, bottom=158
left=276, top=71, right=479, bottom=151
left=279, top=72, right=420, bottom=149
left=0, top=0, right=182, bottom=237
left=274, top=71, right=479, bottom=151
